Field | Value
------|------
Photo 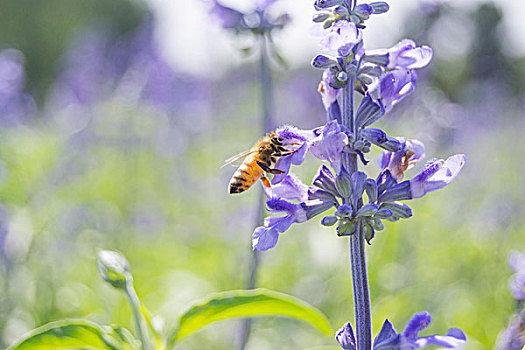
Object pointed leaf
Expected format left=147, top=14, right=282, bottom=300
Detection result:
left=169, top=288, right=332, bottom=345
left=7, top=320, right=133, bottom=350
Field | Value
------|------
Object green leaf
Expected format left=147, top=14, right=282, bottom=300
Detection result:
left=169, top=288, right=332, bottom=345
left=7, top=319, right=133, bottom=350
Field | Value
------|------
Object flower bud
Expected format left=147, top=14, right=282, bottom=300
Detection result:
left=358, top=65, right=382, bottom=77
left=356, top=203, right=378, bottom=217
left=358, top=75, right=373, bottom=85
left=302, top=199, right=334, bottom=220
left=378, top=181, right=411, bottom=203
left=336, top=168, right=353, bottom=198
left=361, top=218, right=375, bottom=243
left=313, top=12, right=330, bottom=22
left=97, top=250, right=130, bottom=290
left=360, top=128, right=387, bottom=145
left=351, top=171, right=367, bottom=201
left=321, top=215, right=338, bottom=226
left=323, top=19, right=334, bottom=29
left=349, top=14, right=362, bottom=25
left=333, top=5, right=349, bottom=17
left=337, top=221, right=356, bottom=236
left=369, top=217, right=385, bottom=231
left=375, top=208, right=393, bottom=219
left=379, top=202, right=413, bottom=218
left=378, top=136, right=403, bottom=152
left=364, top=178, right=377, bottom=203
left=353, top=4, right=373, bottom=20
left=370, top=1, right=389, bottom=14
left=314, top=0, right=344, bottom=9
left=313, top=165, right=339, bottom=196
left=312, top=54, right=338, bottom=69
left=337, top=71, right=348, bottom=83
left=355, top=93, right=385, bottom=128
left=335, top=204, right=353, bottom=218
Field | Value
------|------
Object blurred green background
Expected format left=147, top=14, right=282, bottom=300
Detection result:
left=0, top=0, right=524, bottom=349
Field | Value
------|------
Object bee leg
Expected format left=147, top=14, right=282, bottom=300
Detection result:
left=273, top=150, right=298, bottom=157
left=260, top=175, right=272, bottom=187
left=257, top=161, right=285, bottom=175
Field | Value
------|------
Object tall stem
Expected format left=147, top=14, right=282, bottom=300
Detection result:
left=125, top=276, right=151, bottom=350
left=235, top=34, right=274, bottom=350
left=341, top=73, right=372, bottom=349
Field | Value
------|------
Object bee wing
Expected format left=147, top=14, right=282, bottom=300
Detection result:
left=221, top=150, right=258, bottom=168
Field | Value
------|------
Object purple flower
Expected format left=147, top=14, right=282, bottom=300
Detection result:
left=336, top=322, right=357, bottom=350
left=318, top=69, right=341, bottom=110
left=367, top=39, right=433, bottom=70
left=310, top=121, right=348, bottom=174
left=0, top=49, right=36, bottom=125
left=321, top=20, right=363, bottom=57
left=373, top=312, right=466, bottom=349
left=210, top=0, right=245, bottom=30
left=253, top=173, right=334, bottom=251
left=377, top=138, right=426, bottom=181
left=508, top=250, right=525, bottom=300
left=376, top=68, right=418, bottom=113
left=377, top=154, right=465, bottom=203
left=272, top=125, right=316, bottom=184
left=409, top=154, right=465, bottom=199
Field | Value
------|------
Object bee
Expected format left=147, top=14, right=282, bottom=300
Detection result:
left=222, top=131, right=298, bottom=194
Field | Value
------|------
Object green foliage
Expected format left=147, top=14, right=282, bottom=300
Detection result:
left=170, top=288, right=333, bottom=344
left=7, top=320, right=136, bottom=350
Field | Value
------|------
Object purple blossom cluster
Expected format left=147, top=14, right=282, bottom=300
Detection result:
left=245, top=0, right=467, bottom=348
left=336, top=312, right=466, bottom=350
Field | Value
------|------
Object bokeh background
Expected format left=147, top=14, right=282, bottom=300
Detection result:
left=0, top=0, right=524, bottom=348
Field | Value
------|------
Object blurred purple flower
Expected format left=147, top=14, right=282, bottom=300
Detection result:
left=377, top=138, right=426, bottom=181
left=373, top=312, right=466, bottom=349
left=0, top=49, right=36, bottom=126
left=497, top=310, right=525, bottom=350
left=210, top=0, right=245, bottom=31
left=320, top=20, right=363, bottom=57
left=508, top=250, right=525, bottom=300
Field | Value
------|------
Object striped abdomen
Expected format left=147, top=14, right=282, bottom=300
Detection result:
left=229, top=153, right=265, bottom=194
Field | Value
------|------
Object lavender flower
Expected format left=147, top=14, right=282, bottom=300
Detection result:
left=0, top=49, right=35, bottom=125
left=372, top=312, right=466, bottom=349
left=336, top=322, right=357, bottom=349
left=366, top=39, right=433, bottom=70
left=310, top=121, right=348, bottom=174
left=320, top=20, right=363, bottom=57
left=377, top=138, right=426, bottom=181
left=253, top=173, right=334, bottom=251
left=508, top=250, right=525, bottom=300
left=378, top=154, right=465, bottom=202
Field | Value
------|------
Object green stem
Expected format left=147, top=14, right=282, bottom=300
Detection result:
left=125, top=276, right=151, bottom=350
left=235, top=33, right=275, bottom=350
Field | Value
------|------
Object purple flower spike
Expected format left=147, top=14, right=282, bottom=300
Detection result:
left=321, top=20, right=363, bottom=57
left=373, top=312, right=466, bottom=349
left=310, top=121, right=349, bottom=174
left=368, top=39, right=433, bottom=70
left=410, top=154, right=466, bottom=199
left=377, top=138, right=426, bottom=181
left=377, top=68, right=418, bottom=112
left=336, top=322, right=357, bottom=350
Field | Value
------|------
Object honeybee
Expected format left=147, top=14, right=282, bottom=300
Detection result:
left=222, top=132, right=298, bottom=194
